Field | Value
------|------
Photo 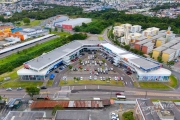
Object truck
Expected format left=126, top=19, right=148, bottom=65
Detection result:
left=49, top=74, right=55, bottom=80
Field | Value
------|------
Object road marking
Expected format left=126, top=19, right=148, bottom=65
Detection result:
left=85, top=85, right=86, bottom=89
left=23, top=94, right=26, bottom=98
left=98, top=85, right=99, bottom=89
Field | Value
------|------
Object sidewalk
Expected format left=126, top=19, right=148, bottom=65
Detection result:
left=130, top=74, right=140, bottom=88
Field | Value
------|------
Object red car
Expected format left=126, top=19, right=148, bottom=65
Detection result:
left=116, top=92, right=121, bottom=96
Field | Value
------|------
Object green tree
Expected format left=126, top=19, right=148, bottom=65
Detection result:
left=49, top=28, right=52, bottom=33
left=54, top=27, right=58, bottom=32
left=68, top=65, right=72, bottom=70
left=26, top=87, right=40, bottom=99
left=0, top=95, right=2, bottom=100
left=157, top=56, right=163, bottom=63
left=102, top=59, right=105, bottom=63
left=79, top=59, right=82, bottom=64
left=124, top=45, right=130, bottom=51
left=122, top=111, right=135, bottom=120
left=52, top=105, right=64, bottom=115
left=23, top=17, right=30, bottom=24
left=167, top=60, right=175, bottom=68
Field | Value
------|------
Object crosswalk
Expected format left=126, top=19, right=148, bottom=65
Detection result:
left=53, top=86, right=71, bottom=100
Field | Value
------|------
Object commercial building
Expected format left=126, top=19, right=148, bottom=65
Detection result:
left=17, top=40, right=171, bottom=81
left=56, top=18, right=92, bottom=30
left=162, top=48, right=176, bottom=62
left=135, top=98, right=180, bottom=120
left=3, top=111, right=46, bottom=120
left=141, top=42, right=154, bottom=54
left=152, top=46, right=168, bottom=60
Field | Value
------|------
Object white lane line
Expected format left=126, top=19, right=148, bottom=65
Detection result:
left=23, top=94, right=26, bottom=98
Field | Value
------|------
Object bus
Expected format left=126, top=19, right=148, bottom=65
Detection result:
left=116, top=95, right=126, bottom=100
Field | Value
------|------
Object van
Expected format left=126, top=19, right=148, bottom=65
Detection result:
left=121, top=77, right=123, bottom=80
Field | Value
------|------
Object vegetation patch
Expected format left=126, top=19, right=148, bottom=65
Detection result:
left=47, top=80, right=53, bottom=87
left=59, top=80, right=124, bottom=86
left=168, top=75, right=178, bottom=88
left=138, top=82, right=170, bottom=90
left=98, top=36, right=104, bottom=40
left=0, top=80, right=43, bottom=88
left=51, top=31, right=71, bottom=37
left=122, top=111, right=135, bottom=120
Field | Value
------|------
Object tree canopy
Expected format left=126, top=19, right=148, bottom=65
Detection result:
left=122, top=111, right=135, bottom=120
left=25, top=87, right=40, bottom=99
left=23, top=17, right=30, bottom=24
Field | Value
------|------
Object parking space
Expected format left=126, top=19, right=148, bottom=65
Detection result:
left=58, top=51, right=134, bottom=88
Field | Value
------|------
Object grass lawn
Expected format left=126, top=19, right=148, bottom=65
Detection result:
left=98, top=36, right=104, bottom=40
left=59, top=80, right=124, bottom=86
left=51, top=31, right=71, bottom=37
left=152, top=99, right=180, bottom=102
left=0, top=66, right=22, bottom=82
left=0, top=80, right=43, bottom=88
left=168, top=75, right=178, bottom=88
left=47, top=80, right=53, bottom=87
left=138, top=82, right=170, bottom=90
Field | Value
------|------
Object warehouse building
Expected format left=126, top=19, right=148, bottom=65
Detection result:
left=170, top=43, right=180, bottom=58
left=56, top=18, right=92, bottom=30
left=162, top=48, right=176, bottom=62
left=152, top=46, right=167, bottom=60
left=17, top=40, right=171, bottom=81
left=156, top=37, right=166, bottom=47
left=141, top=42, right=154, bottom=54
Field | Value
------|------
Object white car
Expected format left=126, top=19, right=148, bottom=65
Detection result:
left=100, top=77, right=103, bottom=80
left=80, top=77, right=83, bottom=80
left=114, top=76, right=118, bottom=81
left=89, top=76, right=92, bottom=80
left=94, top=76, right=97, bottom=80
left=6, top=88, right=12, bottom=91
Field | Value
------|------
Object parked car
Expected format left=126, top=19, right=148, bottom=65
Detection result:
left=17, top=87, right=23, bottom=91
left=116, top=92, right=121, bottom=95
left=89, top=76, right=92, bottom=80
left=100, top=77, right=103, bottom=80
left=94, top=76, right=97, bottom=80
left=55, top=70, right=59, bottom=73
left=6, top=88, right=12, bottom=91
left=80, top=77, right=83, bottom=80
left=41, top=86, right=47, bottom=89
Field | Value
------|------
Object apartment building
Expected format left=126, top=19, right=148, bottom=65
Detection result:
left=162, top=48, right=176, bottom=62
left=141, top=42, right=154, bottom=54
left=152, top=46, right=167, bottom=60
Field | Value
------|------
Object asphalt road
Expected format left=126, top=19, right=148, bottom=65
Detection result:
left=1, top=85, right=180, bottom=100
left=0, top=36, right=58, bottom=59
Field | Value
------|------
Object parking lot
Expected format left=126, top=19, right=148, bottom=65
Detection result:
left=54, top=51, right=134, bottom=87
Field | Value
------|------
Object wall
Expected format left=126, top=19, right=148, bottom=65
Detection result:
left=142, top=46, right=147, bottom=54
left=134, top=44, right=141, bottom=50
left=162, top=53, right=169, bottom=63
left=156, top=40, right=162, bottom=47
left=62, top=24, right=72, bottom=30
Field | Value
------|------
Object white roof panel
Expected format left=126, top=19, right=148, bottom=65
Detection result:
left=120, top=53, right=139, bottom=59
left=136, top=68, right=171, bottom=76
left=101, top=43, right=127, bottom=54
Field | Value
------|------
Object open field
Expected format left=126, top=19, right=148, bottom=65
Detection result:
left=59, top=80, right=124, bottom=86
